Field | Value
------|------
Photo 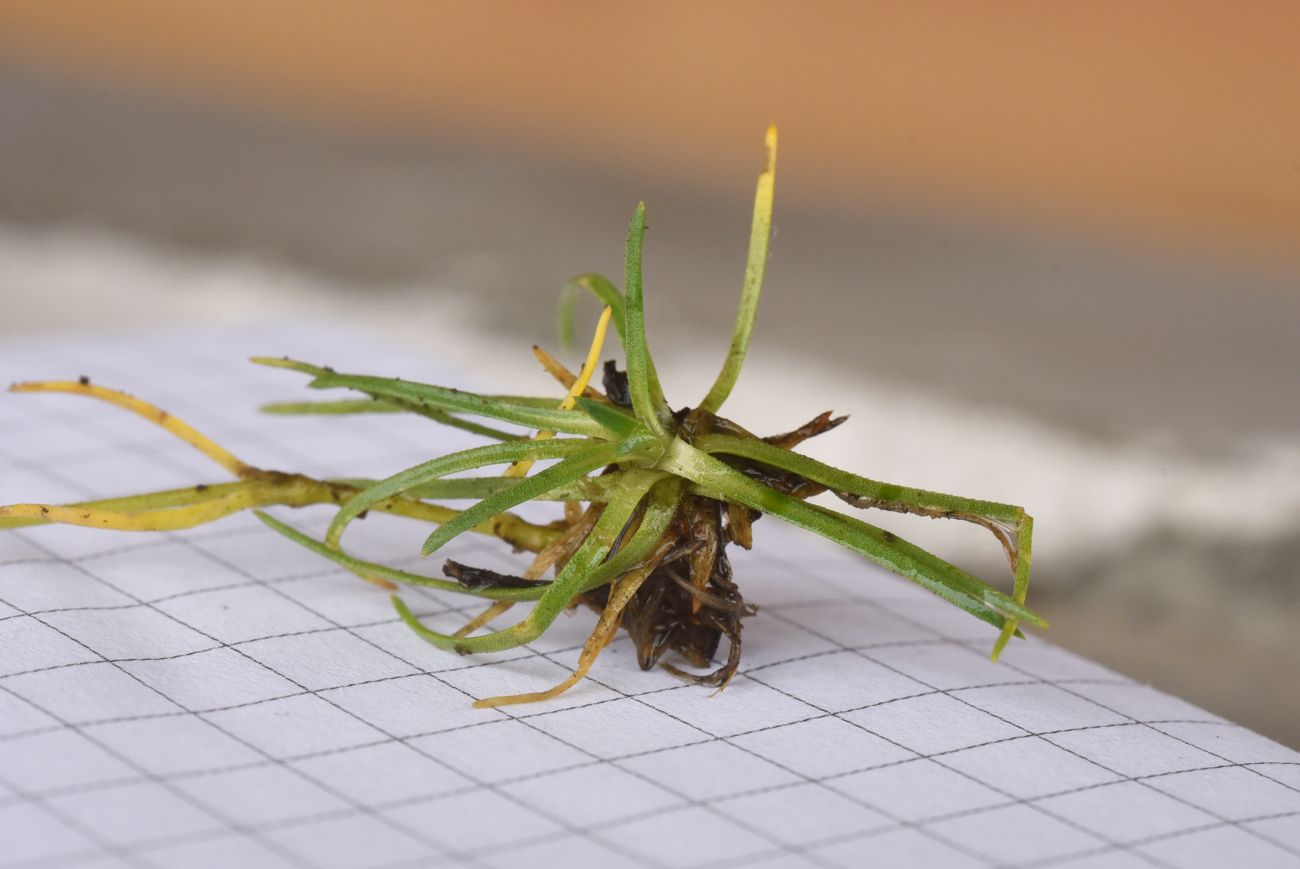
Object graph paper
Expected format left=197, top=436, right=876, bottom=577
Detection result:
left=1, top=325, right=1297, bottom=869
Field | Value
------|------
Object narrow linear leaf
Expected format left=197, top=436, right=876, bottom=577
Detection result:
left=663, top=440, right=1044, bottom=630
left=699, top=433, right=1032, bottom=618
left=700, top=124, right=778, bottom=414
left=574, top=396, right=638, bottom=439
left=992, top=514, right=1035, bottom=659
left=420, top=442, right=619, bottom=557
left=558, top=273, right=667, bottom=404
left=480, top=395, right=595, bottom=407
left=698, top=434, right=1024, bottom=523
left=622, top=205, right=670, bottom=435
left=251, top=357, right=606, bottom=437
left=257, top=512, right=548, bottom=601
left=261, top=399, right=406, bottom=414
left=313, top=372, right=603, bottom=436
left=578, top=475, right=683, bottom=593
left=262, top=398, right=523, bottom=441
left=558, top=274, right=628, bottom=349
left=330, top=473, right=618, bottom=504
left=327, top=437, right=600, bottom=546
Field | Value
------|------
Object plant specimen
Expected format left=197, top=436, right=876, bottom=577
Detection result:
left=0, top=127, right=1043, bottom=707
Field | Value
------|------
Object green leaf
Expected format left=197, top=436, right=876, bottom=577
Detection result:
left=697, top=434, right=1024, bottom=524
left=256, top=512, right=548, bottom=600
left=326, top=437, right=601, bottom=547
left=578, top=475, right=682, bottom=593
left=662, top=439, right=1045, bottom=631
left=330, top=473, right=619, bottom=503
left=420, top=442, right=620, bottom=556
left=557, top=273, right=667, bottom=410
left=251, top=357, right=606, bottom=437
left=574, top=396, right=638, bottom=439
left=558, top=274, right=628, bottom=350
left=622, top=204, right=670, bottom=435
left=556, top=271, right=665, bottom=413
left=992, top=514, right=1035, bottom=659
left=698, top=433, right=1034, bottom=648
left=700, top=125, right=778, bottom=414
left=261, top=398, right=523, bottom=441
left=261, top=398, right=406, bottom=414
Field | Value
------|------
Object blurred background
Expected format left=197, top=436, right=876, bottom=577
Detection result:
left=1, top=3, right=1297, bottom=744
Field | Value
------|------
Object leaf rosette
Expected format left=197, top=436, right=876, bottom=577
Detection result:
left=1, top=126, right=1042, bottom=707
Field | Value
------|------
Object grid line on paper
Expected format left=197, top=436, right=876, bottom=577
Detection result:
left=796, top=595, right=1300, bottom=859
left=750, top=606, right=1299, bottom=868
left=150, top=406, right=883, bottom=869
left=0, top=491, right=474, bottom=869
left=2, top=327, right=1298, bottom=869
left=1, top=341, right=482, bottom=868
left=1, top=339, right=666, bottom=869
left=0, top=679, right=1257, bottom=811
left=0, top=670, right=1146, bottom=758
left=0, top=574, right=319, bottom=869
left=174, top=524, right=677, bottom=869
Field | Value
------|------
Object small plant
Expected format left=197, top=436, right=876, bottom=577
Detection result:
left=0, top=127, right=1042, bottom=707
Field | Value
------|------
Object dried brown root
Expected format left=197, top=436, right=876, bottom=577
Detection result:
left=687, top=498, right=722, bottom=613
left=472, top=537, right=670, bottom=708
left=576, top=493, right=756, bottom=691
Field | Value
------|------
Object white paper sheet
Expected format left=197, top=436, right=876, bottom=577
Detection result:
left=1, top=326, right=1297, bottom=869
